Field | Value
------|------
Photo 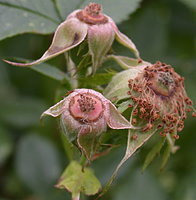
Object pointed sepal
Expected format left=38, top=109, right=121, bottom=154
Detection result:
left=106, top=102, right=134, bottom=129
left=4, top=18, right=88, bottom=67
left=40, top=99, right=66, bottom=119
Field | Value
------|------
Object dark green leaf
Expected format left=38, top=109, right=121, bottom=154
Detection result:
left=80, top=73, right=114, bottom=87
left=0, top=97, right=45, bottom=128
left=179, top=0, right=196, bottom=10
left=0, top=126, right=13, bottom=165
left=6, top=58, right=70, bottom=82
left=0, top=0, right=60, bottom=41
left=160, top=144, right=171, bottom=171
left=142, top=138, right=165, bottom=171
left=113, top=170, right=167, bottom=200
left=15, top=134, right=62, bottom=193
left=56, top=0, right=142, bottom=24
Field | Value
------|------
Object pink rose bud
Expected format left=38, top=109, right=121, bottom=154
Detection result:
left=41, top=89, right=134, bottom=159
left=4, top=3, right=139, bottom=74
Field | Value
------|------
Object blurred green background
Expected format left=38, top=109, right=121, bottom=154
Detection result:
left=0, top=0, right=195, bottom=199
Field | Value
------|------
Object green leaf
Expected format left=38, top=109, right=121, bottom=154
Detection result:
left=15, top=134, right=61, bottom=193
left=56, top=0, right=143, bottom=24
left=160, top=144, right=171, bottom=171
left=98, top=128, right=157, bottom=198
left=80, top=73, right=114, bottom=87
left=55, top=161, right=101, bottom=197
left=103, top=68, right=143, bottom=102
left=0, top=126, right=13, bottom=165
left=30, top=63, right=70, bottom=83
left=0, top=97, right=45, bottom=128
left=179, top=0, right=196, bottom=10
left=0, top=0, right=60, bottom=41
left=5, top=58, right=70, bottom=82
left=112, top=170, right=167, bottom=200
left=142, top=138, right=165, bottom=171
left=117, top=99, right=133, bottom=113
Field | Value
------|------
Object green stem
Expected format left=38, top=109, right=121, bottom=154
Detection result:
left=72, top=193, right=80, bottom=200
left=61, top=132, right=74, bottom=161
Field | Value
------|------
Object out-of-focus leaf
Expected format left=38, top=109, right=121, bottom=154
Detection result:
left=0, top=126, right=13, bottom=165
left=142, top=138, right=165, bottom=171
left=0, top=97, right=45, bottom=128
left=15, top=134, right=62, bottom=193
left=160, top=144, right=171, bottom=171
left=0, top=0, right=60, bottom=41
left=179, top=0, right=196, bottom=10
left=113, top=170, right=167, bottom=200
left=99, top=128, right=157, bottom=197
left=8, top=58, right=70, bottom=82
left=56, top=0, right=142, bottom=24
left=118, top=2, right=169, bottom=61
left=55, top=161, right=101, bottom=197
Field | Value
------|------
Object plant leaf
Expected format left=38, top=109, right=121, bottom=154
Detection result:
left=0, top=125, right=13, bottom=165
left=142, top=138, right=165, bottom=171
left=103, top=68, right=143, bottom=102
left=160, top=143, right=171, bottom=171
left=98, top=128, right=157, bottom=198
left=0, top=0, right=60, bottom=41
left=55, top=161, right=101, bottom=196
left=15, top=134, right=61, bottom=193
left=5, top=58, right=70, bottom=82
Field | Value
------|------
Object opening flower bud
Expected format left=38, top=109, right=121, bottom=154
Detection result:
left=41, top=89, right=133, bottom=160
left=4, top=3, right=139, bottom=74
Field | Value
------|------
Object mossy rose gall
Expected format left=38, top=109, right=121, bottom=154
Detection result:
left=41, top=89, right=133, bottom=160
left=4, top=3, right=139, bottom=73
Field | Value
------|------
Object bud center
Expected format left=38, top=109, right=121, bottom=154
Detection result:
left=69, top=93, right=103, bottom=123
left=150, top=72, right=175, bottom=97
left=76, top=3, right=108, bottom=25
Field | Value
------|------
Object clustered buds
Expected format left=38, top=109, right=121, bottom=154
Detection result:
left=41, top=89, right=133, bottom=160
left=127, top=61, right=195, bottom=139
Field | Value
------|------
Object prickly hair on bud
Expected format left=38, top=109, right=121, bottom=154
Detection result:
left=104, top=60, right=195, bottom=153
left=41, top=89, right=133, bottom=160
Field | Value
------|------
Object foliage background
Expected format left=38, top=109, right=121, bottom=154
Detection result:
left=0, top=0, right=195, bottom=199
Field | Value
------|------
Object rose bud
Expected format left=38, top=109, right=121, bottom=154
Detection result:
left=4, top=3, right=139, bottom=74
left=104, top=58, right=195, bottom=145
left=41, top=89, right=134, bottom=160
